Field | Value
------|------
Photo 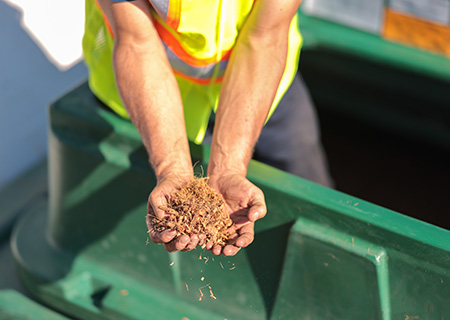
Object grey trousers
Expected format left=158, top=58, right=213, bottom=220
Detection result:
left=204, top=74, right=333, bottom=188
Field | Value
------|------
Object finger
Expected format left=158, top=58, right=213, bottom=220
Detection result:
left=206, top=240, right=214, bottom=250
left=160, top=229, right=178, bottom=243
left=148, top=192, right=170, bottom=220
left=146, top=209, right=178, bottom=244
left=198, top=233, right=206, bottom=246
left=146, top=213, right=153, bottom=232
left=182, top=234, right=199, bottom=252
left=148, top=227, right=176, bottom=244
left=230, top=215, right=251, bottom=227
left=212, top=245, right=222, bottom=256
left=223, top=244, right=241, bottom=256
left=248, top=200, right=267, bottom=222
left=227, top=231, right=239, bottom=244
left=164, top=234, right=190, bottom=253
left=235, top=223, right=255, bottom=248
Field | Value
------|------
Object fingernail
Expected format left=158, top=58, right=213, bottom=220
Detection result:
left=181, top=237, right=189, bottom=245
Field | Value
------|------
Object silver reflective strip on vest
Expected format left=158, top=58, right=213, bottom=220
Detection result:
left=150, top=0, right=169, bottom=21
left=164, top=43, right=228, bottom=80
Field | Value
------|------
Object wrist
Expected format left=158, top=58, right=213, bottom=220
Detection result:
left=153, top=159, right=193, bottom=183
left=207, top=158, right=247, bottom=178
left=207, top=147, right=250, bottom=178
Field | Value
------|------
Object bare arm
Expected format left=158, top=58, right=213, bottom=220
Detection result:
left=208, top=0, right=301, bottom=178
left=207, top=0, right=302, bottom=256
left=97, top=0, right=192, bottom=180
left=98, top=0, right=195, bottom=251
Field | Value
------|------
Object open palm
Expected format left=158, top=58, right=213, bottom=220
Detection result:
left=208, top=174, right=267, bottom=256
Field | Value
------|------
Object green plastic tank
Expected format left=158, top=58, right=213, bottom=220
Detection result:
left=0, top=290, right=69, bottom=319
left=11, top=82, right=450, bottom=319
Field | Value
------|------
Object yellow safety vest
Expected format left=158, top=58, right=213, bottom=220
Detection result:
left=83, top=0, right=302, bottom=144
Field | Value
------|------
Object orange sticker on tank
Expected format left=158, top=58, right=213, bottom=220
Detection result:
left=382, top=9, right=450, bottom=58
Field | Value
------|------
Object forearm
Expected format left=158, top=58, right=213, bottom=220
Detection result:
left=208, top=14, right=291, bottom=177
left=97, top=0, right=192, bottom=180
left=114, top=41, right=192, bottom=179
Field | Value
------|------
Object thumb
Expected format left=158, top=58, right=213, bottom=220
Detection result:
left=147, top=191, right=170, bottom=220
left=248, top=200, right=267, bottom=222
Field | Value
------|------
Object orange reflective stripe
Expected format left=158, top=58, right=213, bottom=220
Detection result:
left=173, top=69, right=223, bottom=85
left=96, top=1, right=230, bottom=80
left=96, top=1, right=114, bottom=37
left=166, top=0, right=181, bottom=30
left=98, top=2, right=231, bottom=69
left=153, top=17, right=232, bottom=67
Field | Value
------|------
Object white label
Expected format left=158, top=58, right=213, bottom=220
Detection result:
left=302, top=0, right=384, bottom=34
left=389, top=0, right=450, bottom=25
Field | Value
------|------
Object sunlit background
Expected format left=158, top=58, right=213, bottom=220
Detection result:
left=0, top=0, right=87, bottom=190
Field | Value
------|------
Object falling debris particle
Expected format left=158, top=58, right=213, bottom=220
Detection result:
left=198, top=289, right=204, bottom=301
left=185, top=283, right=189, bottom=291
left=352, top=237, right=354, bottom=248
left=327, top=253, right=338, bottom=261
left=120, top=289, right=129, bottom=296
left=219, top=262, right=224, bottom=269
left=229, top=264, right=236, bottom=270
left=324, top=262, right=329, bottom=267
left=145, top=237, right=150, bottom=246
left=212, top=257, right=215, bottom=261
left=208, top=286, right=217, bottom=300
left=201, top=277, right=205, bottom=281
left=199, top=253, right=202, bottom=260
left=354, top=202, right=359, bottom=206
left=204, top=256, right=209, bottom=264
left=170, top=261, right=175, bottom=266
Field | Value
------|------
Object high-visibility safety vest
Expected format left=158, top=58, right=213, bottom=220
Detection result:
left=83, top=0, right=302, bottom=144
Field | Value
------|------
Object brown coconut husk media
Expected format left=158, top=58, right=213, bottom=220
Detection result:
left=150, top=177, right=234, bottom=247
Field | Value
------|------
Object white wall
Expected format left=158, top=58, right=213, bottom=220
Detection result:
left=0, top=0, right=87, bottom=190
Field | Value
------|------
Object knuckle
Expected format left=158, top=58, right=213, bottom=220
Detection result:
left=161, top=231, right=175, bottom=243
left=149, top=232, right=161, bottom=244
left=164, top=243, right=177, bottom=253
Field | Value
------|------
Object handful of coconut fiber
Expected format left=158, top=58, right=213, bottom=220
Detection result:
left=150, top=177, right=234, bottom=247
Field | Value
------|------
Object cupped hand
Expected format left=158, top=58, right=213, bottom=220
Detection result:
left=146, top=173, right=202, bottom=253
left=207, top=174, right=267, bottom=256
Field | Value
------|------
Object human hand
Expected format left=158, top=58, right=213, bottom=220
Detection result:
left=207, top=174, right=267, bottom=256
left=146, top=173, right=204, bottom=252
